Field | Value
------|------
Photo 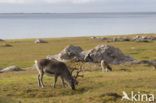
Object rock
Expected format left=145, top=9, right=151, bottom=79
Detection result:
left=90, top=36, right=96, bottom=39
left=90, top=37, right=108, bottom=41
left=113, top=37, right=122, bottom=42
left=135, top=38, right=150, bottom=42
left=1, top=43, right=12, bottom=47
left=113, top=37, right=131, bottom=42
left=0, top=66, right=23, bottom=73
left=133, top=36, right=151, bottom=42
left=122, top=37, right=131, bottom=41
left=35, top=39, right=48, bottom=44
left=149, top=36, right=156, bottom=40
left=133, top=36, right=141, bottom=40
left=47, top=44, right=135, bottom=64
left=131, top=60, right=156, bottom=69
left=81, top=45, right=135, bottom=64
left=58, top=45, right=83, bottom=60
left=91, top=35, right=156, bottom=43
left=0, top=39, right=4, bottom=41
left=106, top=39, right=113, bottom=42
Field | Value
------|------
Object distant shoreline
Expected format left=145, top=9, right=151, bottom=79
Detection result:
left=0, top=12, right=156, bottom=14
left=1, top=33, right=156, bottom=40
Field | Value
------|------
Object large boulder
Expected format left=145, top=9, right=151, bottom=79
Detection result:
left=0, top=66, right=23, bottom=73
left=58, top=45, right=83, bottom=60
left=47, top=44, right=135, bottom=64
left=81, top=45, right=134, bottom=64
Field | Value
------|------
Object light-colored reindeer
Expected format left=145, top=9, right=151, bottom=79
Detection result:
left=101, top=60, right=112, bottom=72
left=34, top=59, right=83, bottom=90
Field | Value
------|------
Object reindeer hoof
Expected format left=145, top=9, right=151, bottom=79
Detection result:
left=41, top=86, right=45, bottom=88
left=52, top=86, right=56, bottom=89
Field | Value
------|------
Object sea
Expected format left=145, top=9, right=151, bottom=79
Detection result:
left=0, top=12, right=156, bottom=39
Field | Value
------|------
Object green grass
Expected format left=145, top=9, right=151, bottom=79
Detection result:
left=0, top=34, right=156, bottom=103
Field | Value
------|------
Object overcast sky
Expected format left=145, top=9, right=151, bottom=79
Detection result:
left=0, top=0, right=156, bottom=13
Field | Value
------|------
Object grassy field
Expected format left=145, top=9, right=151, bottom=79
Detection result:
left=0, top=34, right=156, bottom=103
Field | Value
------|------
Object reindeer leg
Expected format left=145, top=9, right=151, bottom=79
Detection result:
left=153, top=65, right=156, bottom=70
left=61, top=76, right=65, bottom=88
left=40, top=73, right=45, bottom=88
left=38, top=74, right=41, bottom=87
left=105, top=68, right=108, bottom=72
left=101, top=67, right=104, bottom=72
left=53, top=74, right=58, bottom=88
left=102, top=68, right=104, bottom=72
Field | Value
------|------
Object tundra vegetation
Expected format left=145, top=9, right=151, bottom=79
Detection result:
left=0, top=34, right=156, bottom=103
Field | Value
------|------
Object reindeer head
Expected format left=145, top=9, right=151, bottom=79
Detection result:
left=70, top=66, right=84, bottom=85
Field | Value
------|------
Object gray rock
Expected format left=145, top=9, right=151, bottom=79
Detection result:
left=133, top=36, right=141, bottom=40
left=148, top=36, right=156, bottom=40
left=122, top=37, right=131, bottom=41
left=35, top=39, right=48, bottom=44
left=107, top=37, right=131, bottom=42
left=58, top=45, right=83, bottom=60
left=0, top=66, right=23, bottom=73
left=81, top=45, right=135, bottom=64
left=132, top=36, right=149, bottom=42
left=1, top=43, right=12, bottom=47
left=112, top=37, right=124, bottom=42
left=131, top=60, right=156, bottom=69
left=92, top=35, right=156, bottom=43
left=135, top=38, right=150, bottom=42
left=47, top=44, right=135, bottom=64
left=0, top=39, right=4, bottom=41
left=90, top=36, right=96, bottom=39
left=90, top=37, right=108, bottom=41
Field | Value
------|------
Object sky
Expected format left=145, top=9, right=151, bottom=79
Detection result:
left=0, top=0, right=156, bottom=13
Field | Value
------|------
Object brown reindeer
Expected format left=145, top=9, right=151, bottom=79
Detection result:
left=34, top=59, right=83, bottom=90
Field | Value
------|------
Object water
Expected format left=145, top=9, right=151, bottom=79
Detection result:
left=0, top=12, right=156, bottom=39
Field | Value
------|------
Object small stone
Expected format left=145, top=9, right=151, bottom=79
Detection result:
left=0, top=66, right=23, bottom=73
left=1, top=43, right=12, bottom=47
left=0, top=39, right=4, bottom=41
left=35, top=39, right=48, bottom=44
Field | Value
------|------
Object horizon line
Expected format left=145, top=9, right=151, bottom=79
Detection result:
left=0, top=11, right=156, bottom=14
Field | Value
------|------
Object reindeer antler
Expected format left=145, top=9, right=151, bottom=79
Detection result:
left=70, top=67, right=77, bottom=74
left=70, top=66, right=84, bottom=78
left=73, top=66, right=84, bottom=79
left=70, top=66, right=84, bottom=85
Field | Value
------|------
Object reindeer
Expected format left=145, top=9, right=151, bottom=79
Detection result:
left=101, top=60, right=112, bottom=72
left=34, top=59, right=83, bottom=90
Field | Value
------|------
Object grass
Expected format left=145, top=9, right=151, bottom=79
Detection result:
left=0, top=33, right=156, bottom=103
